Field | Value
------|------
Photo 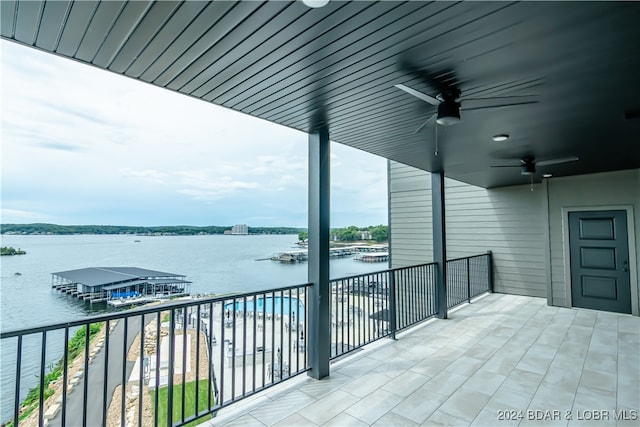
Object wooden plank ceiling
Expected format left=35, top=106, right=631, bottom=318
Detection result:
left=2, top=1, right=639, bottom=188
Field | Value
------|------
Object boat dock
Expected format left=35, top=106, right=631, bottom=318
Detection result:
left=355, top=252, right=389, bottom=263
left=51, top=267, right=191, bottom=304
left=271, top=247, right=360, bottom=263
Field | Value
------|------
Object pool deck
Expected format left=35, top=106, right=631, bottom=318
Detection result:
left=200, top=293, right=640, bottom=426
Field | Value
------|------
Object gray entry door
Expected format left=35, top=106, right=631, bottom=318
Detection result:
left=569, top=210, right=631, bottom=314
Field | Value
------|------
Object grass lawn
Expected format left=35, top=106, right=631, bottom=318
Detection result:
left=151, top=379, right=214, bottom=426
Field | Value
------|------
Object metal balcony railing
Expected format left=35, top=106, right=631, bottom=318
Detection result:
left=1, top=253, right=491, bottom=427
left=447, top=253, right=493, bottom=309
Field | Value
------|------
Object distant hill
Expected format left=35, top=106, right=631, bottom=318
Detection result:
left=0, top=223, right=304, bottom=236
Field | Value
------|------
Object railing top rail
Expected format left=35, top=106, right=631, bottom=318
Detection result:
left=446, top=252, right=491, bottom=263
left=1, top=282, right=313, bottom=339
left=328, top=262, right=437, bottom=284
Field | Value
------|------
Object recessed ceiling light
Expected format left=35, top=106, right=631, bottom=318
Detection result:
left=492, top=134, right=509, bottom=142
left=302, top=0, right=330, bottom=7
left=543, top=173, right=553, bottom=178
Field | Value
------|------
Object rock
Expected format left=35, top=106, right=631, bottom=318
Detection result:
left=44, top=403, right=60, bottom=419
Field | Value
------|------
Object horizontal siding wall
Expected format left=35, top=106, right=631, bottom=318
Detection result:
left=547, top=169, right=640, bottom=310
left=389, top=161, right=433, bottom=265
left=389, top=161, right=548, bottom=297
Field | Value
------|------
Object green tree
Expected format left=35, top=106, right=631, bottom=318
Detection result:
left=298, top=231, right=308, bottom=242
left=336, top=225, right=361, bottom=241
left=368, top=225, right=388, bottom=242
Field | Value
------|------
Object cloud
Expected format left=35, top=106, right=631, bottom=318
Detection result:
left=1, top=40, right=388, bottom=227
left=120, top=168, right=169, bottom=185
left=0, top=208, right=56, bottom=223
left=35, top=142, right=84, bottom=152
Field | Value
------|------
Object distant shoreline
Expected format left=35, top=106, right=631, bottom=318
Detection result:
left=0, top=223, right=304, bottom=236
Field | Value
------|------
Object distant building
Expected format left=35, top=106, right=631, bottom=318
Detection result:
left=231, top=224, right=249, bottom=235
left=360, top=231, right=372, bottom=240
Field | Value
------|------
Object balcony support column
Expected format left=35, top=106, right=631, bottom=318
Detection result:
left=307, top=126, right=331, bottom=379
left=432, top=170, right=448, bottom=319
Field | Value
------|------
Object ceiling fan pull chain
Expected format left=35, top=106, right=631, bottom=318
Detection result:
left=435, top=125, right=439, bottom=156
left=530, top=175, right=534, bottom=192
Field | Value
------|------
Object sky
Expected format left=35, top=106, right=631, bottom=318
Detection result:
left=0, top=40, right=388, bottom=228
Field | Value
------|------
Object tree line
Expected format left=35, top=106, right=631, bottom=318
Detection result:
left=298, top=225, right=388, bottom=242
left=0, top=223, right=304, bottom=236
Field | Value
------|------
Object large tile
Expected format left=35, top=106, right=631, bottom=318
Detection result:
left=409, top=357, right=452, bottom=377
left=438, top=387, right=492, bottom=422
left=382, top=370, right=430, bottom=397
left=298, top=372, right=351, bottom=400
left=214, top=414, right=266, bottom=427
left=372, top=411, right=420, bottom=427
left=501, top=368, right=544, bottom=395
left=471, top=407, right=521, bottom=427
left=391, top=387, right=448, bottom=424
left=423, top=408, right=472, bottom=426
left=484, top=387, right=534, bottom=413
left=250, top=391, right=316, bottom=425
left=373, top=355, right=419, bottom=379
left=341, top=372, right=392, bottom=398
left=564, top=325, right=594, bottom=345
left=335, top=355, right=381, bottom=378
left=345, top=388, right=403, bottom=424
left=273, top=413, right=317, bottom=427
left=528, top=383, right=576, bottom=415
left=425, top=370, right=469, bottom=397
left=296, top=389, right=360, bottom=425
left=617, top=373, right=640, bottom=409
left=515, top=349, right=554, bottom=375
left=578, top=368, right=617, bottom=393
left=463, top=369, right=507, bottom=395
left=444, top=355, right=486, bottom=376
left=542, top=362, right=582, bottom=393
left=572, top=385, right=617, bottom=412
left=323, top=412, right=368, bottom=427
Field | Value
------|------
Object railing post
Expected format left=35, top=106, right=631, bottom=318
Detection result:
left=467, top=257, right=471, bottom=303
left=389, top=270, right=397, bottom=340
left=487, top=251, right=494, bottom=292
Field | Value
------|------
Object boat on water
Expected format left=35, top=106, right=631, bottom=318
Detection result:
left=14, top=272, right=22, bottom=276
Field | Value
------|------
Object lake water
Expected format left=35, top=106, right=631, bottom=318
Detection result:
left=0, top=234, right=385, bottom=421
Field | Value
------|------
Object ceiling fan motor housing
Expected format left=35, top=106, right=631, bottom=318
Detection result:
left=521, top=162, right=536, bottom=175
left=437, top=100, right=461, bottom=125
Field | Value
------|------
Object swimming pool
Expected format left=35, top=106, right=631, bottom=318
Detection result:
left=223, top=296, right=305, bottom=321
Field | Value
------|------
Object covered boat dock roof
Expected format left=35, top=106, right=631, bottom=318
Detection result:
left=52, top=267, right=188, bottom=287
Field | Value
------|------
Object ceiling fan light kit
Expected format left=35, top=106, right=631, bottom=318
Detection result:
left=437, top=101, right=461, bottom=125
left=492, top=134, right=510, bottom=142
left=521, top=163, right=536, bottom=175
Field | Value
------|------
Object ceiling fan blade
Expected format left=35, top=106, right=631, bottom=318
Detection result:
left=394, top=84, right=440, bottom=106
left=491, top=165, right=522, bottom=168
left=536, top=157, right=579, bottom=167
left=461, top=100, right=538, bottom=111
left=462, top=95, right=539, bottom=101
left=413, top=113, right=437, bottom=134
left=624, top=109, right=640, bottom=120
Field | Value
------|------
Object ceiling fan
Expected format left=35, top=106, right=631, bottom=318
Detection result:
left=395, top=62, right=539, bottom=134
left=491, top=155, right=579, bottom=175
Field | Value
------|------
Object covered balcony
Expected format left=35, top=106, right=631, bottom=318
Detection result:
left=1, top=1, right=639, bottom=426
left=207, top=293, right=639, bottom=426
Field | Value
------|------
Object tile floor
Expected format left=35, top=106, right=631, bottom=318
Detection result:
left=200, top=293, right=640, bottom=426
